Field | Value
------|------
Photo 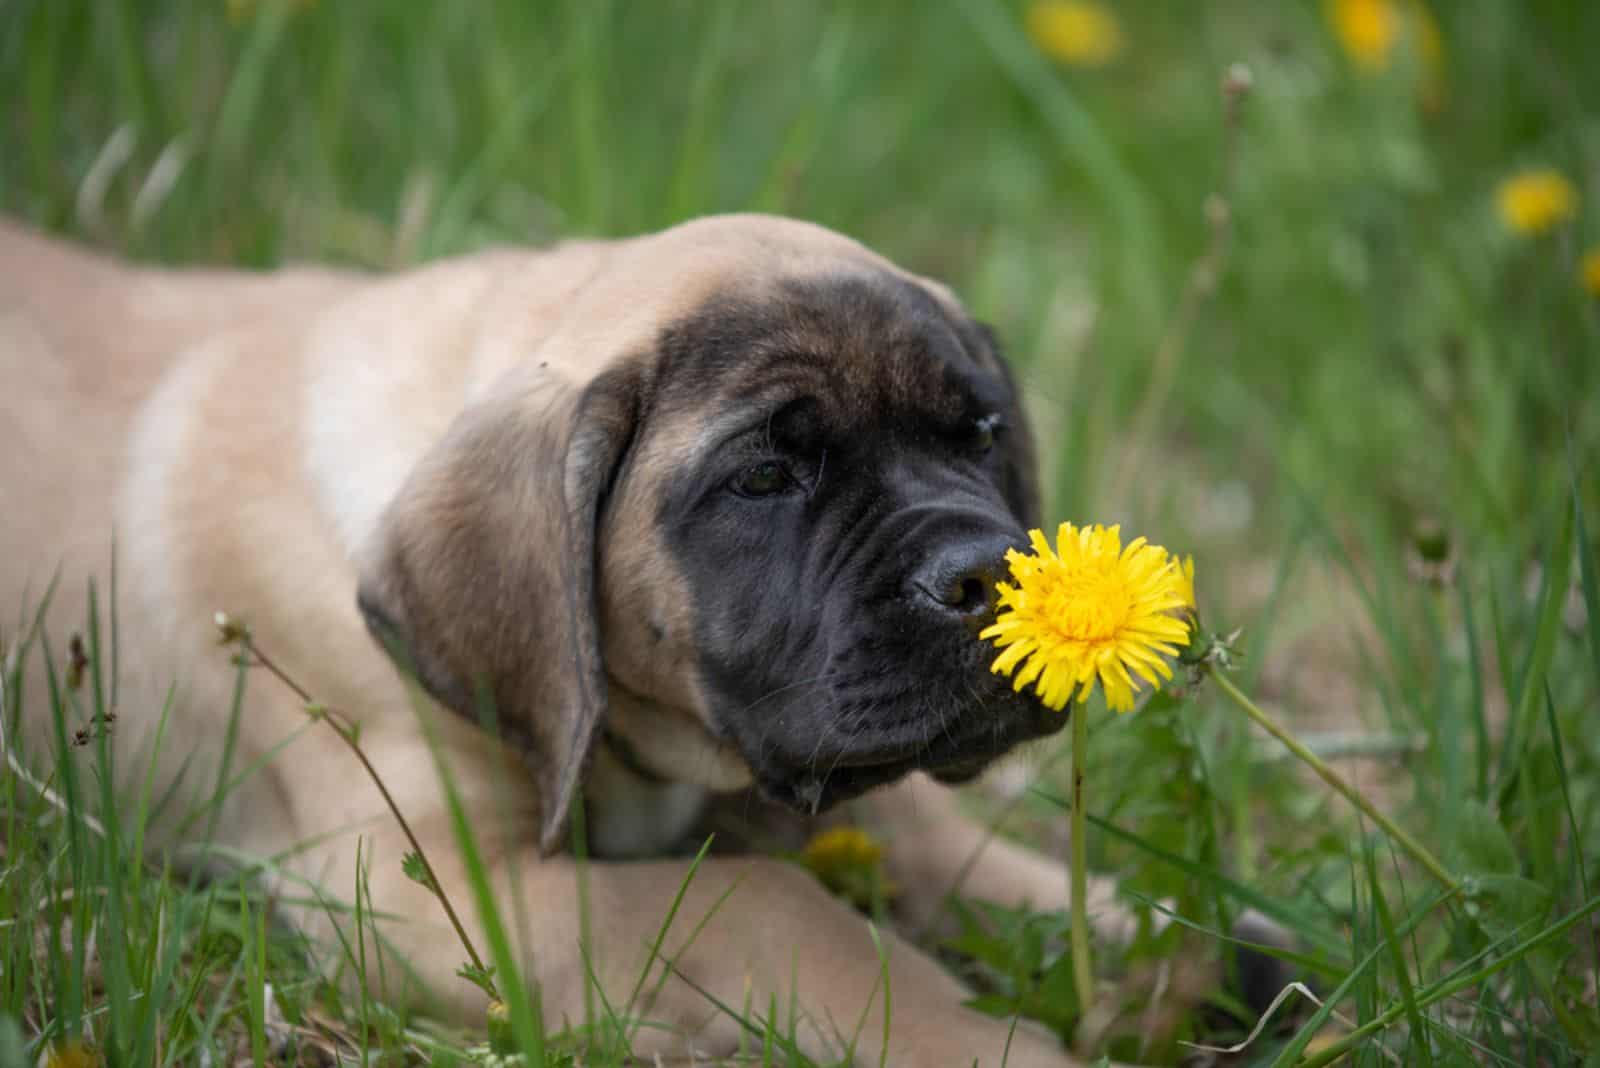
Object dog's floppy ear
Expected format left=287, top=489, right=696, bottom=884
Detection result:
left=357, top=362, right=642, bottom=855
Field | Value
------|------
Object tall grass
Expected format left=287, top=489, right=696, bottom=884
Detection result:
left=2, top=0, right=1598, bottom=1064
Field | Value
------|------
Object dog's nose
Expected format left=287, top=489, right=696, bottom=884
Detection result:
left=908, top=538, right=1016, bottom=626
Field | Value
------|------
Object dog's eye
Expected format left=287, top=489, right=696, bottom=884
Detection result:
left=731, top=460, right=792, bottom=498
left=971, top=414, right=1003, bottom=455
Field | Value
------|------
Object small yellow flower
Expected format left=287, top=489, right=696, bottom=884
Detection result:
left=1326, top=0, right=1441, bottom=74
left=1581, top=248, right=1600, bottom=297
left=1328, top=0, right=1399, bottom=69
left=1496, top=171, right=1578, bottom=235
left=803, top=826, right=882, bottom=872
left=1025, top=1, right=1124, bottom=69
left=801, top=826, right=896, bottom=906
left=45, top=1041, right=99, bottom=1068
left=980, top=523, right=1192, bottom=713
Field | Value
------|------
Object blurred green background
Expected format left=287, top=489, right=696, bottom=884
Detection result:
left=5, top=0, right=1599, bottom=903
left=4, top=1, right=1596, bottom=569
left=4, top=2, right=1599, bottom=1061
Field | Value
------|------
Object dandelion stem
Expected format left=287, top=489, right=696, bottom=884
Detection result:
left=1208, top=669, right=1458, bottom=892
left=1068, top=703, right=1096, bottom=1015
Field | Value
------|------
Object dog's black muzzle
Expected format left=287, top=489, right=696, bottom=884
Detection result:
left=753, top=517, right=1065, bottom=813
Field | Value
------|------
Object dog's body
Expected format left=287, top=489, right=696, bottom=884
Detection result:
left=1, top=216, right=1135, bottom=1066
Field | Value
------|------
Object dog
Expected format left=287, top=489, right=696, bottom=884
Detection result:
left=1, top=215, right=1174, bottom=1065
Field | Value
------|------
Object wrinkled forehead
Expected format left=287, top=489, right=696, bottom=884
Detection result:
left=650, top=269, right=1008, bottom=451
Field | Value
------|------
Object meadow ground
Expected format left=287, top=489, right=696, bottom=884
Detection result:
left=2, top=1, right=1598, bottom=1064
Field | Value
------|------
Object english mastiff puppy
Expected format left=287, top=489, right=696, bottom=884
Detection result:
left=0, top=215, right=1142, bottom=1066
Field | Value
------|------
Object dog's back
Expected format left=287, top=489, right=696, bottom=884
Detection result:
left=0, top=221, right=363, bottom=840
left=0, top=220, right=357, bottom=612
left=0, top=220, right=577, bottom=859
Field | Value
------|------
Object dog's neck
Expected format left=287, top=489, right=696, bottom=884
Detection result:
left=603, top=681, right=753, bottom=791
left=582, top=684, right=753, bottom=857
left=584, top=745, right=710, bottom=857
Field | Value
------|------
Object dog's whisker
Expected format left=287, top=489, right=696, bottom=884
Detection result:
left=936, top=689, right=959, bottom=748
left=737, top=670, right=841, bottom=718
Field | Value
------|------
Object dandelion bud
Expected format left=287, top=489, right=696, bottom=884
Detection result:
left=1222, top=62, right=1254, bottom=98
left=214, top=610, right=248, bottom=645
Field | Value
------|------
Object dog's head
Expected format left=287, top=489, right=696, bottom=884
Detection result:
left=357, top=216, right=1064, bottom=853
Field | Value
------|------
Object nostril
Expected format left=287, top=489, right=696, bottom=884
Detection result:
left=915, top=561, right=1001, bottom=619
left=948, top=575, right=991, bottom=615
left=909, top=534, right=1019, bottom=622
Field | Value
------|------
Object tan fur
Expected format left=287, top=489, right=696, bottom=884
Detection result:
left=0, top=216, right=1129, bottom=1067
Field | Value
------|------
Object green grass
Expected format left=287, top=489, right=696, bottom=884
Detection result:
left=3, top=0, right=1599, bottom=1064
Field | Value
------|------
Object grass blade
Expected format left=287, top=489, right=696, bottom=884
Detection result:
left=1496, top=500, right=1573, bottom=803
left=1369, top=848, right=1432, bottom=1066
left=427, top=689, right=546, bottom=1064
left=1545, top=685, right=1597, bottom=1000
left=1058, top=800, right=1348, bottom=962
left=1569, top=444, right=1600, bottom=691
left=1271, top=882, right=1457, bottom=1068
left=1457, top=577, right=1491, bottom=800
left=1301, top=893, right=1600, bottom=1068
left=622, top=834, right=717, bottom=1041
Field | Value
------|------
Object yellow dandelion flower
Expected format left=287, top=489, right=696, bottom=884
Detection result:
left=803, top=826, right=882, bottom=873
left=1327, top=0, right=1400, bottom=69
left=1025, top=0, right=1124, bottom=69
left=1581, top=248, right=1600, bottom=297
left=1327, top=0, right=1441, bottom=75
left=801, top=826, right=895, bottom=906
left=1496, top=171, right=1578, bottom=235
left=980, top=523, right=1192, bottom=713
left=45, top=1041, right=99, bottom=1068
